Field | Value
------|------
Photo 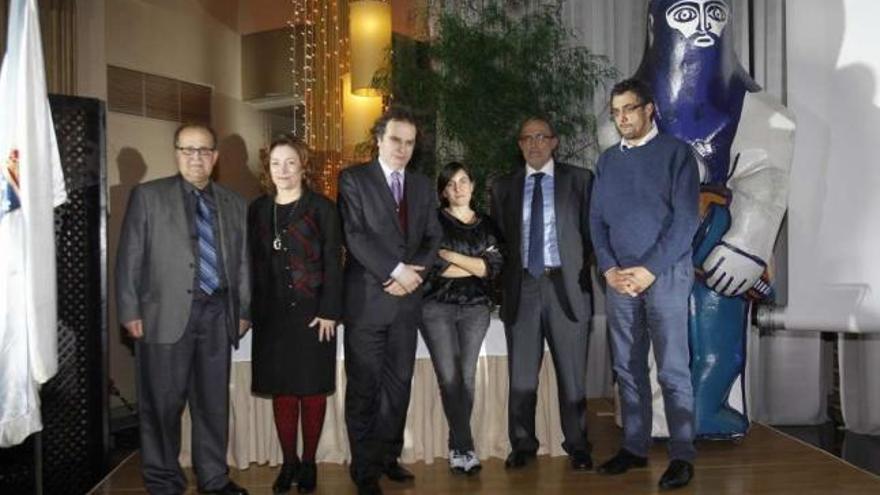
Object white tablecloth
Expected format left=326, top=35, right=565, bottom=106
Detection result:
left=181, top=315, right=613, bottom=468
left=231, top=315, right=512, bottom=362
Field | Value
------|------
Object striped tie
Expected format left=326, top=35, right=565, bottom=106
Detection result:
left=194, top=190, right=220, bottom=295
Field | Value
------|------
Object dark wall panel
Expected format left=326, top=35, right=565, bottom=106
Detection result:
left=0, top=95, right=108, bottom=495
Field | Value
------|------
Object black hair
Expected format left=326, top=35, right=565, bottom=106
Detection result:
left=610, top=78, right=655, bottom=107
left=436, top=161, right=473, bottom=208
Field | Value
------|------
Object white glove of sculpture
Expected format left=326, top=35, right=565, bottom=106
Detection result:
left=702, top=243, right=764, bottom=297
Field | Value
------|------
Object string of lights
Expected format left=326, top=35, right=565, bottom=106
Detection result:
left=288, top=0, right=348, bottom=197
left=288, top=0, right=390, bottom=197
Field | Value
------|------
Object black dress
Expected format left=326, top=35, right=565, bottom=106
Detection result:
left=248, top=188, right=343, bottom=395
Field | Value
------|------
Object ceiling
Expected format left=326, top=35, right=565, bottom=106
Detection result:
left=195, top=0, right=425, bottom=36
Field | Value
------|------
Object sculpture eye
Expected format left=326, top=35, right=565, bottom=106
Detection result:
left=671, top=6, right=698, bottom=23
left=706, top=5, right=728, bottom=22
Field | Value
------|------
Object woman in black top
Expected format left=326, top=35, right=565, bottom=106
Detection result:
left=420, top=162, right=503, bottom=474
left=248, top=134, right=342, bottom=494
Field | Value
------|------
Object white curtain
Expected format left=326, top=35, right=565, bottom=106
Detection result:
left=784, top=0, right=880, bottom=436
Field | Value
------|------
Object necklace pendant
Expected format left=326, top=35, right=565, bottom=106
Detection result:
left=272, top=236, right=282, bottom=251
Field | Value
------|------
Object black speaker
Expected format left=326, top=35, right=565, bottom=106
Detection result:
left=0, top=95, right=108, bottom=495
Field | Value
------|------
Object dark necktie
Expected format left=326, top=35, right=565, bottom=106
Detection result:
left=527, top=172, right=545, bottom=278
left=194, top=190, right=220, bottom=295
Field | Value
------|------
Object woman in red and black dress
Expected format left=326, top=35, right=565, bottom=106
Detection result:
left=248, top=134, right=342, bottom=494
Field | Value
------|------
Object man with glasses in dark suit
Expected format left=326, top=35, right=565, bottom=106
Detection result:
left=116, top=123, right=251, bottom=495
left=490, top=116, right=595, bottom=472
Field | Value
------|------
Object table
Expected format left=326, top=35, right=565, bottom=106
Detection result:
left=180, top=315, right=612, bottom=468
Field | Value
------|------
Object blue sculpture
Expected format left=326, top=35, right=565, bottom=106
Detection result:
left=634, top=0, right=795, bottom=438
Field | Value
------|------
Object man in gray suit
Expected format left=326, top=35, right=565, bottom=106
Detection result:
left=116, top=124, right=250, bottom=495
left=490, top=116, right=594, bottom=471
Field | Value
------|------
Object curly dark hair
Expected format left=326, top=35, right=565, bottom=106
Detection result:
left=370, top=104, right=419, bottom=142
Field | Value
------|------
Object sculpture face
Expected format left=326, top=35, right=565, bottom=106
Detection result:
left=664, top=0, right=729, bottom=47
left=642, top=0, right=749, bottom=184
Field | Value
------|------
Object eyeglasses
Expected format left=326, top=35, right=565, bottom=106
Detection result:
left=518, top=133, right=555, bottom=145
left=175, top=146, right=216, bottom=157
left=610, top=102, right=646, bottom=120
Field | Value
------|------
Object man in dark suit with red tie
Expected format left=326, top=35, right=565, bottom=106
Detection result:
left=337, top=106, right=442, bottom=495
left=490, top=116, right=595, bottom=472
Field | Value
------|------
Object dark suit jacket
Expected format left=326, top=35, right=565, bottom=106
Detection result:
left=337, top=161, right=442, bottom=326
left=116, top=174, right=251, bottom=345
left=490, top=162, right=593, bottom=325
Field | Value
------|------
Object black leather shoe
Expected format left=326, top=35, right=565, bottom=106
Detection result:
left=297, top=461, right=316, bottom=493
left=597, top=449, right=648, bottom=475
left=382, top=462, right=415, bottom=482
left=504, top=450, right=536, bottom=469
left=569, top=450, right=593, bottom=471
left=273, top=462, right=299, bottom=494
left=356, top=479, right=383, bottom=495
left=199, top=480, right=249, bottom=495
left=658, top=460, right=694, bottom=490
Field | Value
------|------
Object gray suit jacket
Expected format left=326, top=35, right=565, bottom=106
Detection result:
left=490, top=162, right=594, bottom=325
left=116, top=175, right=250, bottom=345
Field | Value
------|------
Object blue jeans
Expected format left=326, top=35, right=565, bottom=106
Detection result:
left=606, top=257, right=696, bottom=462
left=420, top=301, right=490, bottom=451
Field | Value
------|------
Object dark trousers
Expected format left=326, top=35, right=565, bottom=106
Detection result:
left=344, top=308, right=419, bottom=484
left=419, top=301, right=490, bottom=451
left=606, top=257, right=696, bottom=461
left=135, top=296, right=231, bottom=494
left=506, top=271, right=591, bottom=455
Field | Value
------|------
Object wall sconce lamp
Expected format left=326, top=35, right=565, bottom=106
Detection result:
left=348, top=0, right=391, bottom=96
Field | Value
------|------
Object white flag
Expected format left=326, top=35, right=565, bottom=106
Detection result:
left=0, top=0, right=68, bottom=448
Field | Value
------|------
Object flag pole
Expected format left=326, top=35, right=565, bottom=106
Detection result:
left=33, top=431, right=43, bottom=495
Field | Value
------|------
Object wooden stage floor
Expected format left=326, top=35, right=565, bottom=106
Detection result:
left=89, top=399, right=880, bottom=494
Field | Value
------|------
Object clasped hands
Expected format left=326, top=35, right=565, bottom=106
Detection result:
left=605, top=266, right=656, bottom=297
left=384, top=264, right=425, bottom=296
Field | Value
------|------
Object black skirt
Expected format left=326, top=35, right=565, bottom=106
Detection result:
left=250, top=297, right=337, bottom=396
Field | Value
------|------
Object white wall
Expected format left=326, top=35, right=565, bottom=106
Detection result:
left=78, top=0, right=268, bottom=408
left=784, top=0, right=880, bottom=332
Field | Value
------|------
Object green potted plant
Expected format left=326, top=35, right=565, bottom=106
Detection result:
left=373, top=1, right=617, bottom=203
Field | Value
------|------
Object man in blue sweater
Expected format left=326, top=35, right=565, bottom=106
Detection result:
left=590, top=78, right=700, bottom=490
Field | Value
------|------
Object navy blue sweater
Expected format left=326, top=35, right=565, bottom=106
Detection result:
left=589, top=133, right=700, bottom=276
